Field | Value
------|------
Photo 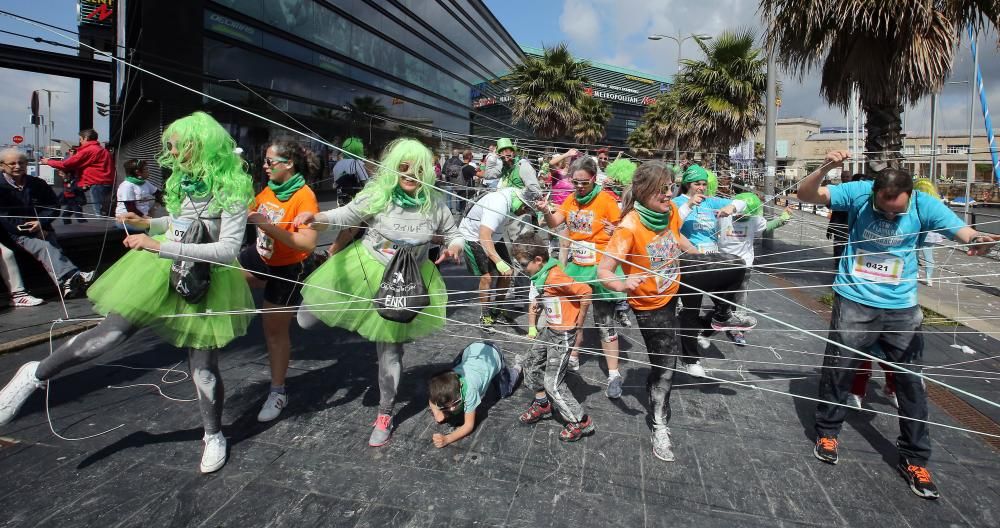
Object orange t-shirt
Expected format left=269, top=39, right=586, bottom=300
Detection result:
left=538, top=264, right=592, bottom=332
left=252, top=185, right=319, bottom=266
left=558, top=190, right=621, bottom=266
left=603, top=206, right=682, bottom=311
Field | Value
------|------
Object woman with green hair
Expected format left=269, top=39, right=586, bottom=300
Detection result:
left=293, top=138, right=464, bottom=447
left=333, top=137, right=370, bottom=206
left=0, top=111, right=255, bottom=474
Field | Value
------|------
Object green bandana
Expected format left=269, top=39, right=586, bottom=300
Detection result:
left=268, top=173, right=306, bottom=202
left=635, top=203, right=671, bottom=232
left=125, top=175, right=146, bottom=186
left=179, top=174, right=209, bottom=196
left=510, top=194, right=523, bottom=214
left=682, top=164, right=709, bottom=184
left=530, top=258, right=560, bottom=288
left=575, top=184, right=602, bottom=206
left=391, top=185, right=426, bottom=208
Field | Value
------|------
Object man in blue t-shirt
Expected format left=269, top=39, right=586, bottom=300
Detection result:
left=797, top=150, right=999, bottom=500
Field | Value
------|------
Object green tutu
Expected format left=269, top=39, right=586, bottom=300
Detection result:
left=87, top=244, right=255, bottom=350
left=299, top=241, right=446, bottom=344
left=564, top=261, right=626, bottom=302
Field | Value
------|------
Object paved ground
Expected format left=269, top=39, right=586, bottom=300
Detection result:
left=1, top=209, right=998, bottom=527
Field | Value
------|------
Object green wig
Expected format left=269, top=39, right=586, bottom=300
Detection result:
left=342, top=137, right=365, bottom=160
left=733, top=192, right=763, bottom=217
left=606, top=158, right=637, bottom=186
left=356, top=138, right=439, bottom=215
left=913, top=178, right=940, bottom=199
left=706, top=169, right=718, bottom=197
left=157, top=111, right=253, bottom=216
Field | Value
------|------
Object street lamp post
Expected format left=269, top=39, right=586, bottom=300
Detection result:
left=648, top=32, right=711, bottom=165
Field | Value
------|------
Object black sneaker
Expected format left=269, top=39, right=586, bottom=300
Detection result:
left=61, top=272, right=85, bottom=299
left=813, top=436, right=839, bottom=464
left=494, top=312, right=518, bottom=326
left=711, top=312, right=757, bottom=331
left=897, top=458, right=940, bottom=500
left=479, top=313, right=496, bottom=334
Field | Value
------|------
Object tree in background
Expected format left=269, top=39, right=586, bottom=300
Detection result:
left=627, top=123, right=657, bottom=158
left=573, top=95, right=611, bottom=145
left=509, top=44, right=590, bottom=139
left=761, top=0, right=999, bottom=172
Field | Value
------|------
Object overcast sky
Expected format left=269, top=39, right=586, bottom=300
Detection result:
left=0, top=0, right=996, bottom=150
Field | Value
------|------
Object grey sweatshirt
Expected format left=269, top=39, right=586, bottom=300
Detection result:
left=317, top=195, right=463, bottom=264
left=151, top=194, right=247, bottom=265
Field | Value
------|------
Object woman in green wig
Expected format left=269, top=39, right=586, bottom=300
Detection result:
left=0, top=111, right=256, bottom=474
left=293, top=138, right=464, bottom=448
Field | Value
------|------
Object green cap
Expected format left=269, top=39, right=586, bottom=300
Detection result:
left=495, top=138, right=517, bottom=154
left=733, top=192, right=762, bottom=216
left=682, top=164, right=709, bottom=184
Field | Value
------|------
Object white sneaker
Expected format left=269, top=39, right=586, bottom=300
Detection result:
left=684, top=361, right=706, bottom=378
left=9, top=293, right=44, bottom=307
left=651, top=426, right=675, bottom=462
left=885, top=390, right=899, bottom=409
left=256, top=391, right=287, bottom=422
left=847, top=393, right=863, bottom=409
left=697, top=335, right=711, bottom=350
left=200, top=431, right=227, bottom=473
left=0, top=361, right=44, bottom=426
left=567, top=355, right=580, bottom=372
left=79, top=270, right=95, bottom=284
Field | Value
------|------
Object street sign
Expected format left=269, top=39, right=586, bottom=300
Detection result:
left=12, top=136, right=23, bottom=144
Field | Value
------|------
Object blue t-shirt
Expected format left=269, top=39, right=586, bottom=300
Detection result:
left=830, top=181, right=964, bottom=309
left=672, top=195, right=734, bottom=252
left=454, top=343, right=502, bottom=413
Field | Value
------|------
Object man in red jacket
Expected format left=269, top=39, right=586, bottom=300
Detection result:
left=44, top=129, right=114, bottom=219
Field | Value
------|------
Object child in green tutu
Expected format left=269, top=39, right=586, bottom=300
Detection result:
left=0, top=111, right=255, bottom=474
left=293, top=138, right=464, bottom=448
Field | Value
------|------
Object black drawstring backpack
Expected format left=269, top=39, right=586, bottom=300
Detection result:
left=371, top=244, right=430, bottom=323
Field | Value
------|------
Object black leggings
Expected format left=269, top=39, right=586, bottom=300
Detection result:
left=36, top=313, right=225, bottom=434
left=676, top=252, right=747, bottom=363
left=633, top=298, right=680, bottom=430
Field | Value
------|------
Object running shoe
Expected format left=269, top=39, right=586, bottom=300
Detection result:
left=200, top=431, right=227, bottom=473
left=897, top=458, right=940, bottom=500
left=369, top=413, right=393, bottom=447
left=606, top=374, right=623, bottom=399
left=566, top=355, right=580, bottom=372
left=61, top=272, right=85, bottom=299
left=684, top=361, right=706, bottom=378
left=847, top=393, right=863, bottom=409
left=0, top=361, right=43, bottom=425
left=697, top=335, right=711, bottom=350
left=559, top=416, right=595, bottom=442
left=479, top=313, right=496, bottom=334
left=518, top=400, right=552, bottom=424
left=884, top=389, right=899, bottom=409
left=651, top=426, right=675, bottom=462
left=711, top=312, right=757, bottom=331
left=813, top=436, right=839, bottom=465
left=493, top=311, right=518, bottom=326
left=257, top=391, right=288, bottom=422
left=9, top=292, right=43, bottom=307
left=728, top=330, right=746, bottom=347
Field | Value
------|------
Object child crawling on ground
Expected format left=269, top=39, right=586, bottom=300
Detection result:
left=427, top=342, right=517, bottom=448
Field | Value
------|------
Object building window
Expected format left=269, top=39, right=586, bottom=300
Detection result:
left=902, top=145, right=915, bottom=155
left=947, top=144, right=969, bottom=155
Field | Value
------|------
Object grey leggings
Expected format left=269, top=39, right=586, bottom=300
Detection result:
left=35, top=313, right=225, bottom=434
left=523, top=327, right=584, bottom=423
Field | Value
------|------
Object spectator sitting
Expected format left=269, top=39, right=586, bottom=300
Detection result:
left=0, top=148, right=94, bottom=298
left=44, top=129, right=114, bottom=218
left=1, top=236, right=44, bottom=307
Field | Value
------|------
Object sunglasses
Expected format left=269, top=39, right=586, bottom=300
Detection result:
left=571, top=179, right=593, bottom=187
left=516, top=258, right=533, bottom=268
left=398, top=161, right=412, bottom=173
left=434, top=399, right=463, bottom=412
left=264, top=156, right=289, bottom=167
left=870, top=193, right=910, bottom=217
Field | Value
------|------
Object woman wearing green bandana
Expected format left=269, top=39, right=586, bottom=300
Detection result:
left=293, top=138, right=464, bottom=448
left=538, top=156, right=628, bottom=399
left=237, top=140, right=320, bottom=423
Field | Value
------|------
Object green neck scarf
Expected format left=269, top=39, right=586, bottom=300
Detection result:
left=268, top=173, right=306, bottom=202
left=510, top=194, right=523, bottom=214
left=125, top=175, right=146, bottom=186
left=635, top=202, right=671, bottom=232
left=576, top=184, right=602, bottom=206
left=179, top=174, right=209, bottom=196
left=391, top=185, right=426, bottom=208
left=530, top=258, right=560, bottom=288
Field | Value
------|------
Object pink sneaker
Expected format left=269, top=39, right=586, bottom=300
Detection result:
left=369, top=413, right=393, bottom=447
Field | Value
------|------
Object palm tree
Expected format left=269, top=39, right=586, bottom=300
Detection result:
left=641, top=90, right=689, bottom=152
left=760, top=0, right=999, bottom=172
left=351, top=96, right=388, bottom=124
left=672, top=29, right=768, bottom=154
left=509, top=44, right=590, bottom=139
left=627, top=123, right=656, bottom=158
left=573, top=96, right=611, bottom=145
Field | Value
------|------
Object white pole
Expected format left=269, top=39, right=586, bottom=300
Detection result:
left=964, top=32, right=977, bottom=224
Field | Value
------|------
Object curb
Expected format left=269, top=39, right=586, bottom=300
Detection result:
left=0, top=321, right=99, bottom=356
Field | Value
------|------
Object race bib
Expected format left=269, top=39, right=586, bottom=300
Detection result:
left=254, top=204, right=286, bottom=260
left=646, top=233, right=680, bottom=293
left=168, top=217, right=193, bottom=243
left=375, top=239, right=401, bottom=258
left=571, top=241, right=597, bottom=266
left=728, top=222, right=750, bottom=240
left=696, top=243, right=719, bottom=254
left=852, top=249, right=903, bottom=285
left=542, top=296, right=563, bottom=325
